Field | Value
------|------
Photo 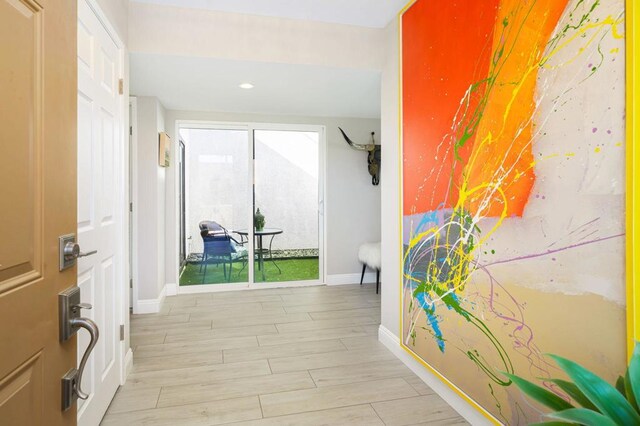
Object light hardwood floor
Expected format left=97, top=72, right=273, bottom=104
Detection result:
left=101, top=284, right=468, bottom=425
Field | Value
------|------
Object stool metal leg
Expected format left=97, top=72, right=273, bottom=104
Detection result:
left=376, top=269, right=380, bottom=294
left=360, top=264, right=366, bottom=285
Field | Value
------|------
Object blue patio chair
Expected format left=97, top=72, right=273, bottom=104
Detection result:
left=199, top=221, right=248, bottom=283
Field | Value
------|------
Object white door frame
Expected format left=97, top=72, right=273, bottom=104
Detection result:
left=128, top=97, right=138, bottom=330
left=81, top=0, right=131, bottom=390
left=172, top=120, right=327, bottom=294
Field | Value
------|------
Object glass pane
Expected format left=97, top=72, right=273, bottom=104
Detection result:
left=179, top=128, right=250, bottom=286
left=253, top=130, right=320, bottom=283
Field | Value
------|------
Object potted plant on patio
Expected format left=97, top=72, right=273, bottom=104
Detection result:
left=254, top=208, right=265, bottom=231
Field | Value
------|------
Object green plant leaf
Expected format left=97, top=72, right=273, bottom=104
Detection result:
left=504, top=373, right=573, bottom=411
left=616, top=375, right=626, bottom=396
left=529, top=422, right=574, bottom=425
left=625, top=369, right=639, bottom=413
left=549, top=378, right=598, bottom=411
left=550, top=354, right=640, bottom=425
left=629, top=342, right=640, bottom=411
left=547, top=408, right=618, bottom=426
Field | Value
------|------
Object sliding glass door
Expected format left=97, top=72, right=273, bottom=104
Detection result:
left=178, top=123, right=324, bottom=289
left=253, top=129, right=321, bottom=283
left=180, top=127, right=250, bottom=286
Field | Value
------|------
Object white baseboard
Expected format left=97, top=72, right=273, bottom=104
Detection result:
left=122, top=348, right=133, bottom=384
left=177, top=280, right=324, bottom=294
left=166, top=283, right=178, bottom=296
left=178, top=282, right=248, bottom=294
left=134, top=285, right=167, bottom=314
left=326, top=272, right=378, bottom=286
left=378, top=325, right=495, bottom=426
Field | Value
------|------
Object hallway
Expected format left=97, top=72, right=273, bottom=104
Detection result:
left=101, top=284, right=467, bottom=425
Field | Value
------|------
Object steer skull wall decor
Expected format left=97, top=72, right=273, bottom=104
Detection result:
left=339, top=127, right=381, bottom=185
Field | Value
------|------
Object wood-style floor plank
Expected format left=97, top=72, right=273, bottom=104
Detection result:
left=259, top=378, right=418, bottom=417
left=268, top=348, right=396, bottom=374
left=157, top=371, right=316, bottom=408
left=308, top=359, right=413, bottom=387
left=223, top=339, right=347, bottom=364
left=101, top=396, right=263, bottom=425
left=371, top=394, right=469, bottom=425
left=227, top=404, right=385, bottom=426
left=257, top=326, right=370, bottom=346
left=102, top=284, right=466, bottom=426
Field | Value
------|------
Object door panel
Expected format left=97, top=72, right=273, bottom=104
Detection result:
left=0, top=0, right=77, bottom=424
left=0, top=0, right=42, bottom=290
left=76, top=0, right=122, bottom=423
left=253, top=129, right=321, bottom=284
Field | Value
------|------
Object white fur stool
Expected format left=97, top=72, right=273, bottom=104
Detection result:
left=358, top=242, right=381, bottom=294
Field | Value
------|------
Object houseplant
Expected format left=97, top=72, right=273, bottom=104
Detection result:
left=504, top=343, right=640, bottom=425
left=254, top=208, right=265, bottom=231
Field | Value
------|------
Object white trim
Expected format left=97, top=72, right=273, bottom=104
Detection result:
left=135, top=285, right=167, bottom=314
left=377, top=325, right=493, bottom=426
left=326, top=272, right=378, bottom=286
left=175, top=119, right=327, bottom=289
left=247, top=124, right=256, bottom=284
left=179, top=283, right=249, bottom=294
left=122, top=348, right=134, bottom=384
left=85, top=0, right=124, bottom=48
left=166, top=283, right=178, bottom=296
left=319, top=126, right=327, bottom=286
left=248, top=279, right=322, bottom=290
left=176, top=279, right=323, bottom=295
left=130, top=97, right=139, bottom=318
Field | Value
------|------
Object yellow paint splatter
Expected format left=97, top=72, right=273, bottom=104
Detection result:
left=595, top=147, right=602, bottom=153
left=610, top=47, right=620, bottom=54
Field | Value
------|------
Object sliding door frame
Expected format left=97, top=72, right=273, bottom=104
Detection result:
left=175, top=120, right=326, bottom=294
left=248, top=123, right=326, bottom=291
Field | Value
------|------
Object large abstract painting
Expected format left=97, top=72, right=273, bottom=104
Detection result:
left=400, top=0, right=627, bottom=423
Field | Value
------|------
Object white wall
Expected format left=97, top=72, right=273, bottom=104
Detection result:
left=164, top=110, right=381, bottom=287
left=380, top=18, right=400, bottom=337
left=128, top=2, right=385, bottom=70
left=134, top=96, right=167, bottom=304
left=96, top=0, right=128, bottom=44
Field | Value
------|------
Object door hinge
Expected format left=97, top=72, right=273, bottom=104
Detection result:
left=129, top=278, right=133, bottom=288
left=118, top=78, right=124, bottom=95
left=120, top=324, right=125, bottom=341
left=129, top=126, right=133, bottom=136
left=129, top=202, right=133, bottom=212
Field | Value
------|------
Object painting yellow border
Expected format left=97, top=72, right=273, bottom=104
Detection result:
left=398, top=0, right=638, bottom=422
left=627, top=0, right=639, bottom=361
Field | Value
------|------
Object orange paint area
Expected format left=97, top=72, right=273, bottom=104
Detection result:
left=464, top=0, right=570, bottom=218
left=402, top=0, right=570, bottom=218
left=402, top=0, right=500, bottom=216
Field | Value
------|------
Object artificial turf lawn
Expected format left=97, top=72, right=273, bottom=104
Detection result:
left=179, top=257, right=319, bottom=285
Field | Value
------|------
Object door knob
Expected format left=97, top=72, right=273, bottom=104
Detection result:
left=63, top=242, right=97, bottom=260
left=59, top=234, right=98, bottom=270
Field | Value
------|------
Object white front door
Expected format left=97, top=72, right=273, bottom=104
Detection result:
left=77, top=0, right=123, bottom=423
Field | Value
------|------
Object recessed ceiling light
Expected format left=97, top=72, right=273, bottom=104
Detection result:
left=239, top=83, right=254, bottom=89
